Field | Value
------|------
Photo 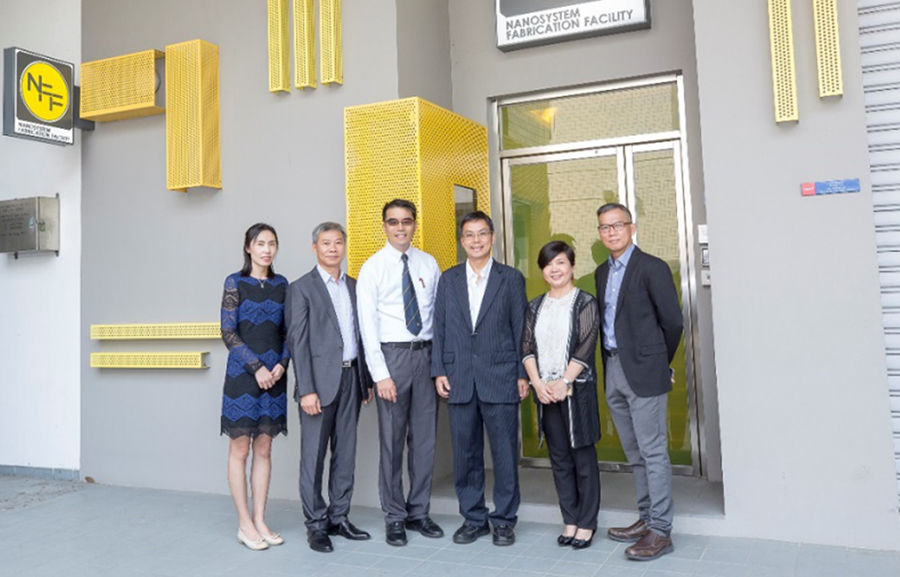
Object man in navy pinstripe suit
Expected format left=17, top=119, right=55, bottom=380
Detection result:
left=432, top=211, right=530, bottom=546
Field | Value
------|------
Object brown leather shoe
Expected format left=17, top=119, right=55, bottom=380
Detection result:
left=625, top=531, right=673, bottom=561
left=607, top=519, right=649, bottom=543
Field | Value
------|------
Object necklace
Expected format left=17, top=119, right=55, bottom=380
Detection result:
left=258, top=278, right=266, bottom=288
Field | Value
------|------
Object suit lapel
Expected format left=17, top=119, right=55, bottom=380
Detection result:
left=347, top=275, right=360, bottom=336
left=475, top=262, right=504, bottom=330
left=310, top=266, right=341, bottom=333
left=615, top=246, right=642, bottom=320
left=597, top=262, right=610, bottom=318
left=451, top=267, right=473, bottom=333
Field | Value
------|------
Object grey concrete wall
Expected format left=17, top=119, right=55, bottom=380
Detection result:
left=447, top=0, right=721, bottom=481
left=692, top=0, right=900, bottom=549
left=0, top=0, right=81, bottom=472
left=396, top=0, right=452, bottom=110
left=80, top=0, right=400, bottom=506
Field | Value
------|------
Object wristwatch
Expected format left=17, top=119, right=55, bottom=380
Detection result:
left=562, top=377, right=572, bottom=392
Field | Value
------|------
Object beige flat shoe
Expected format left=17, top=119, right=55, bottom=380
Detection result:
left=238, top=529, right=269, bottom=551
left=261, top=532, right=284, bottom=546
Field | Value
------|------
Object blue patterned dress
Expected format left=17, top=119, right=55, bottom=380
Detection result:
left=220, top=272, right=291, bottom=438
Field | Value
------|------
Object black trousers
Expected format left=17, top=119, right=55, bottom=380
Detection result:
left=449, top=395, right=520, bottom=527
left=542, top=401, right=600, bottom=530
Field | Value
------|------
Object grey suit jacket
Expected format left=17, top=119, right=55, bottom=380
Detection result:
left=285, top=266, right=372, bottom=407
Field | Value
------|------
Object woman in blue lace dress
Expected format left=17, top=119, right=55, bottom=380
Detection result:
left=220, top=223, right=291, bottom=550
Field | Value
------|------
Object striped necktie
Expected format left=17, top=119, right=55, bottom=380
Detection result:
left=401, top=253, right=422, bottom=335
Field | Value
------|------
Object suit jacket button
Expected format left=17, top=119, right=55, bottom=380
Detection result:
left=339, top=346, right=343, bottom=351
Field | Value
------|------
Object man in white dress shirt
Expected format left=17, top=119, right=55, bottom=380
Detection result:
left=357, top=199, right=444, bottom=546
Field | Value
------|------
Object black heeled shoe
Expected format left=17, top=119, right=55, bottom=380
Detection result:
left=572, top=533, right=594, bottom=550
left=557, top=534, right=575, bottom=546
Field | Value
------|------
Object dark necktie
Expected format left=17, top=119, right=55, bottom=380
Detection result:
left=401, top=253, right=422, bottom=335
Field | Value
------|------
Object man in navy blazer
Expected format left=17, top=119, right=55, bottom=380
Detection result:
left=432, top=211, right=529, bottom=547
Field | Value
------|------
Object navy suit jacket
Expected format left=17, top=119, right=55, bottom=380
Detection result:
left=432, top=260, right=528, bottom=405
left=595, top=246, right=683, bottom=398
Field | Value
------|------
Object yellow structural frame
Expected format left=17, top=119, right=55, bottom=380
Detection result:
left=294, top=0, right=316, bottom=89
left=813, top=0, right=843, bottom=98
left=80, top=49, right=164, bottom=122
left=165, top=39, right=221, bottom=192
left=91, top=352, right=209, bottom=369
left=768, top=0, right=799, bottom=123
left=267, top=0, right=290, bottom=93
left=321, top=0, right=343, bottom=85
left=344, top=97, right=489, bottom=276
left=90, top=323, right=221, bottom=340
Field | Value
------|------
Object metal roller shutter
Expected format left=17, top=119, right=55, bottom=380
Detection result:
left=859, top=0, right=900, bottom=500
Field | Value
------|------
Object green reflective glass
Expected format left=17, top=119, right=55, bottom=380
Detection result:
left=501, top=83, right=680, bottom=151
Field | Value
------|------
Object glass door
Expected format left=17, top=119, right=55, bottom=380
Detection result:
left=506, top=141, right=696, bottom=472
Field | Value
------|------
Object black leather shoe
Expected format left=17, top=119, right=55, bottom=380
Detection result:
left=572, top=533, right=594, bottom=550
left=558, top=534, right=575, bottom=547
left=386, top=521, right=407, bottom=546
left=405, top=516, right=444, bottom=538
left=307, top=529, right=333, bottom=553
left=328, top=520, right=371, bottom=541
left=452, top=522, right=489, bottom=544
left=492, top=524, right=515, bottom=546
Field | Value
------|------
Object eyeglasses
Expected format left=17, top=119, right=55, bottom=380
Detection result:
left=384, top=218, right=415, bottom=227
left=462, top=231, right=492, bottom=241
left=597, top=222, right=633, bottom=234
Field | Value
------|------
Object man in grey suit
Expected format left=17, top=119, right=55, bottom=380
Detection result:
left=594, top=203, right=683, bottom=561
left=432, top=211, right=529, bottom=547
left=285, top=222, right=374, bottom=553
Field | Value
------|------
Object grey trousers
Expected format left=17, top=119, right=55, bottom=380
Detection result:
left=376, top=344, right=438, bottom=523
left=605, top=354, right=673, bottom=537
left=298, top=367, right=361, bottom=531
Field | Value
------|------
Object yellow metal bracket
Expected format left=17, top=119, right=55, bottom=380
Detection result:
left=768, top=0, right=799, bottom=122
left=813, top=0, right=843, bottom=98
left=80, top=49, right=164, bottom=122
left=90, top=323, right=221, bottom=340
left=267, top=0, right=290, bottom=93
left=294, top=0, right=316, bottom=88
left=321, top=0, right=343, bottom=85
left=91, top=352, right=209, bottom=369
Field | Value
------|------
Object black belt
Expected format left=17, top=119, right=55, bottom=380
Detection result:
left=383, top=340, right=432, bottom=350
left=603, top=349, right=619, bottom=358
left=342, top=359, right=358, bottom=369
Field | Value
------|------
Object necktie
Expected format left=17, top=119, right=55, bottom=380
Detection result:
left=401, top=253, right=422, bottom=335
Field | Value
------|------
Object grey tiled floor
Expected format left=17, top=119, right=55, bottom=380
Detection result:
left=1, top=475, right=898, bottom=577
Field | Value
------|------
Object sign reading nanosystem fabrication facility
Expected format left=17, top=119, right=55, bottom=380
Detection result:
left=496, top=0, right=650, bottom=52
left=3, top=47, right=74, bottom=145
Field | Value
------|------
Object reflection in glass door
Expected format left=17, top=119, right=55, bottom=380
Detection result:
left=506, top=142, right=695, bottom=471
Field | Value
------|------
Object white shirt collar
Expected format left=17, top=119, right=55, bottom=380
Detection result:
left=466, top=258, right=493, bottom=283
left=316, top=264, right=345, bottom=284
left=383, top=242, right=415, bottom=262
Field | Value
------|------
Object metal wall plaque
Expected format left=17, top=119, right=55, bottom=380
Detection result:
left=3, top=47, right=75, bottom=145
left=0, top=196, right=60, bottom=257
left=496, top=0, right=650, bottom=52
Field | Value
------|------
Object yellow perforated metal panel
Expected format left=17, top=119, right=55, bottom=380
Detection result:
left=294, top=0, right=316, bottom=89
left=768, top=0, right=799, bottom=123
left=267, top=0, right=290, bottom=93
left=80, top=50, right=164, bottom=122
left=344, top=97, right=489, bottom=275
left=813, top=0, right=843, bottom=98
left=90, top=352, right=209, bottom=369
left=321, top=0, right=343, bottom=85
left=90, top=323, right=221, bottom=340
left=166, top=40, right=221, bottom=192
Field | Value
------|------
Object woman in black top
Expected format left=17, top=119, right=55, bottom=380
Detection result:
left=220, top=223, right=291, bottom=550
left=522, top=241, right=601, bottom=550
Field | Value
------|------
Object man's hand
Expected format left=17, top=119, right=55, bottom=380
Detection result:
left=255, top=366, right=275, bottom=390
left=435, top=376, right=451, bottom=399
left=377, top=378, right=397, bottom=403
left=300, top=393, right=322, bottom=415
left=517, top=379, right=530, bottom=400
left=271, top=364, right=286, bottom=382
left=363, top=388, right=374, bottom=405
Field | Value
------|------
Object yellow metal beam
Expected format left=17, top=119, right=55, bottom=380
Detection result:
left=267, top=0, right=290, bottom=93
left=80, top=49, right=164, bottom=122
left=768, top=0, right=799, bottom=122
left=321, top=0, right=343, bottom=85
left=813, top=0, right=843, bottom=98
left=90, top=323, right=221, bottom=340
left=90, top=352, right=209, bottom=369
left=294, top=0, right=316, bottom=89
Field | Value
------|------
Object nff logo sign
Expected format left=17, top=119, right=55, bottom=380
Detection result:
left=3, top=47, right=74, bottom=145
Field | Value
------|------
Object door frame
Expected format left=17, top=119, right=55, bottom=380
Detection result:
left=490, top=75, right=704, bottom=477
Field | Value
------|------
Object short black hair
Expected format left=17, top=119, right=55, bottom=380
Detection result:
left=538, top=240, right=575, bottom=270
left=382, top=199, right=417, bottom=221
left=459, top=211, right=494, bottom=236
left=596, top=202, right=633, bottom=222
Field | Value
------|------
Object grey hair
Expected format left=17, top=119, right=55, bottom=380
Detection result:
left=596, top=203, right=633, bottom=221
left=312, top=222, right=347, bottom=243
